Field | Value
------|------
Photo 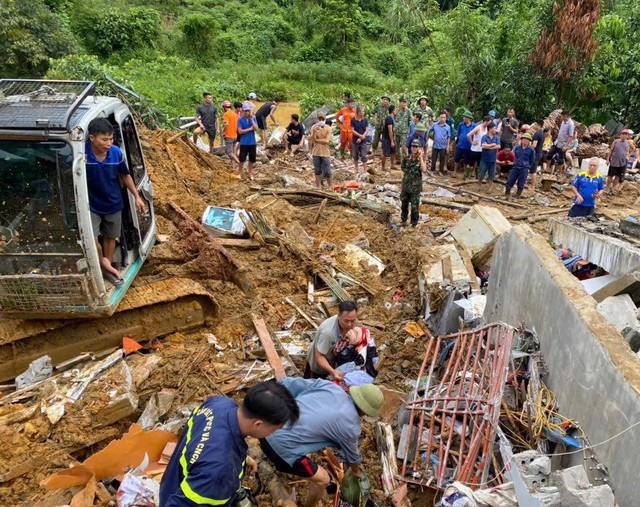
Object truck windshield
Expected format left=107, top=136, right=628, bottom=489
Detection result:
left=0, top=140, right=82, bottom=275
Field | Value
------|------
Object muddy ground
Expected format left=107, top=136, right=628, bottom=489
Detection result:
left=0, top=130, right=638, bottom=506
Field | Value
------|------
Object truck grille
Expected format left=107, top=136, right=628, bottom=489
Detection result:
left=0, top=273, right=95, bottom=315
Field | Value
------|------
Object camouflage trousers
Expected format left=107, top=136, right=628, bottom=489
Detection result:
left=400, top=189, right=421, bottom=226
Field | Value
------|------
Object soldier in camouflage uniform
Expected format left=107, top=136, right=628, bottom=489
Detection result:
left=416, top=96, right=435, bottom=128
left=401, top=139, right=426, bottom=227
left=394, top=97, right=412, bottom=164
left=372, top=95, right=390, bottom=150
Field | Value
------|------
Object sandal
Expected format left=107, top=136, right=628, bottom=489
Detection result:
left=103, top=271, right=124, bottom=287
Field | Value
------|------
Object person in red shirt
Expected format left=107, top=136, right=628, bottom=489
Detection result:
left=336, top=99, right=356, bottom=158
left=497, top=146, right=515, bottom=176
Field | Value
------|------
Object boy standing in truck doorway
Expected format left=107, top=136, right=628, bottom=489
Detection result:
left=86, top=118, right=146, bottom=286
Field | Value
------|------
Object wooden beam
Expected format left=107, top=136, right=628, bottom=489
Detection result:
left=284, top=297, right=319, bottom=330
left=167, top=130, right=187, bottom=144
left=509, top=207, right=570, bottom=221
left=251, top=315, right=286, bottom=380
left=313, top=198, right=328, bottom=224
left=214, top=238, right=262, bottom=249
left=425, top=179, right=527, bottom=209
left=420, top=198, right=471, bottom=211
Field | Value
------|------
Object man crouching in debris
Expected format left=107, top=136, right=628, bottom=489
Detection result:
left=260, top=377, right=383, bottom=507
left=160, top=381, right=299, bottom=506
left=401, top=139, right=426, bottom=227
left=305, top=301, right=358, bottom=381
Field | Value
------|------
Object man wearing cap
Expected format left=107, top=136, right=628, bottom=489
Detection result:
left=569, top=158, right=605, bottom=217
left=372, top=95, right=390, bottom=151
left=394, top=97, right=412, bottom=164
left=222, top=100, right=239, bottom=170
left=260, top=377, right=383, bottom=507
left=544, top=110, right=575, bottom=174
left=247, top=92, right=257, bottom=112
left=405, top=123, right=428, bottom=158
left=237, top=103, right=259, bottom=179
left=505, top=132, right=536, bottom=199
left=417, top=96, right=435, bottom=127
left=607, top=128, right=632, bottom=193
left=454, top=111, right=476, bottom=178
left=401, top=139, right=426, bottom=227
left=487, top=110, right=498, bottom=128
left=309, top=112, right=333, bottom=189
left=193, top=92, right=220, bottom=153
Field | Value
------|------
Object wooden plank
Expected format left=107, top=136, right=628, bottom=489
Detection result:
left=509, top=207, right=570, bottom=221
left=284, top=297, right=319, bottom=330
left=377, top=422, right=400, bottom=496
left=420, top=198, right=471, bottom=211
left=214, top=238, right=261, bottom=249
left=425, top=179, right=527, bottom=209
left=251, top=315, right=286, bottom=379
left=313, top=198, right=328, bottom=224
left=441, top=255, right=453, bottom=283
left=459, top=248, right=481, bottom=292
left=167, top=130, right=187, bottom=144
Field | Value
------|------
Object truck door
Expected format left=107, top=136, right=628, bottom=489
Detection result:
left=114, top=110, right=155, bottom=257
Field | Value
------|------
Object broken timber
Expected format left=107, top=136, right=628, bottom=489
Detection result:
left=259, top=187, right=392, bottom=219
left=251, top=315, right=286, bottom=379
left=509, top=207, right=570, bottom=221
left=420, top=198, right=471, bottom=211
left=425, top=179, right=527, bottom=209
left=284, top=297, right=319, bottom=329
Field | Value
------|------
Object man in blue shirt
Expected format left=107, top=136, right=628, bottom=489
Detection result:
left=237, top=103, right=259, bottom=180
left=569, top=158, right=605, bottom=217
left=261, top=378, right=383, bottom=507
left=505, top=133, right=536, bottom=199
left=454, top=111, right=476, bottom=179
left=86, top=118, right=146, bottom=286
left=405, top=123, right=428, bottom=158
left=478, top=123, right=501, bottom=191
left=160, top=381, right=299, bottom=507
left=429, top=112, right=451, bottom=175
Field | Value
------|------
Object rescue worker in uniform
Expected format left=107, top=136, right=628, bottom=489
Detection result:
left=400, top=139, right=426, bottom=227
left=160, top=381, right=299, bottom=506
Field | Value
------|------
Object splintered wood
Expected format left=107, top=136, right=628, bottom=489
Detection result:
left=400, top=323, right=515, bottom=490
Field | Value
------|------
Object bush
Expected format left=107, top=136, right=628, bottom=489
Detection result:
left=179, top=14, right=220, bottom=57
left=73, top=6, right=161, bottom=58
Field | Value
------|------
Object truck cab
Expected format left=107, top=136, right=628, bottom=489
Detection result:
left=0, top=79, right=155, bottom=318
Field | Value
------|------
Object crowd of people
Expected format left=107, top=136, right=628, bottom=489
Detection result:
left=192, top=91, right=638, bottom=221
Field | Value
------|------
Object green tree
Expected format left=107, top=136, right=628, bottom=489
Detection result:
left=321, top=0, right=363, bottom=57
left=0, top=0, right=74, bottom=77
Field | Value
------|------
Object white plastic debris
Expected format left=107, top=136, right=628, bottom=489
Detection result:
left=16, top=355, right=53, bottom=389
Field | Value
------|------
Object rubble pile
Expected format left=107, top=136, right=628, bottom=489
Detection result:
left=0, top=129, right=636, bottom=506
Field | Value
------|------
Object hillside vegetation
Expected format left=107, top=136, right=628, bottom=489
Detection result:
left=2, top=0, right=640, bottom=126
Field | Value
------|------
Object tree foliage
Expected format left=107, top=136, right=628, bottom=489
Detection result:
left=4, top=0, right=639, bottom=128
left=0, top=0, right=74, bottom=77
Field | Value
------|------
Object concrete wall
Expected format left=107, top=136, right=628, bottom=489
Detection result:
left=485, top=225, right=640, bottom=507
left=549, top=219, right=640, bottom=276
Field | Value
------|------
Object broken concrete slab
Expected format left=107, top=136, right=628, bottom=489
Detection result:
left=596, top=294, right=640, bottom=333
left=450, top=205, right=512, bottom=254
left=554, top=465, right=615, bottom=507
left=591, top=270, right=640, bottom=303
